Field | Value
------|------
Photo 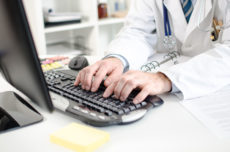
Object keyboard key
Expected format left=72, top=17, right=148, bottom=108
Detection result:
left=98, top=98, right=105, bottom=102
left=105, top=110, right=113, bottom=116
left=94, top=94, right=103, bottom=100
left=141, top=101, right=147, bottom=106
left=89, top=94, right=97, bottom=98
left=116, top=102, right=125, bottom=108
left=89, top=112, right=97, bottom=117
left=114, top=109, right=124, bottom=115
left=129, top=105, right=136, bottom=111
left=101, top=103, right=111, bottom=109
left=97, top=108, right=105, bottom=113
left=72, top=97, right=81, bottom=103
left=102, top=99, right=109, bottom=104
left=111, top=107, right=119, bottom=113
left=98, top=115, right=106, bottom=120
left=135, top=104, right=141, bottom=109
left=122, top=107, right=130, bottom=113
left=94, top=99, right=103, bottom=105
left=61, top=77, right=68, bottom=81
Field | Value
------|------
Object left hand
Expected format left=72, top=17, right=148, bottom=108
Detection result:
left=103, top=70, right=172, bottom=104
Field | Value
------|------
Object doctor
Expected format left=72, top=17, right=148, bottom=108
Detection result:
left=75, top=0, right=230, bottom=103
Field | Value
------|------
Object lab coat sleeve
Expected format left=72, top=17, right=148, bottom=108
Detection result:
left=106, top=0, right=157, bottom=70
left=161, top=44, right=230, bottom=100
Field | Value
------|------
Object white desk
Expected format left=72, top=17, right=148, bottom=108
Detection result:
left=0, top=76, right=230, bottom=152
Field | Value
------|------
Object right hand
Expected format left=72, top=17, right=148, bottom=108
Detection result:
left=74, top=58, right=124, bottom=92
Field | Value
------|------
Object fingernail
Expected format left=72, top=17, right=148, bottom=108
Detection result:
left=105, top=80, right=110, bottom=86
left=120, top=96, right=125, bottom=101
left=103, top=92, right=108, bottom=98
left=91, top=87, right=96, bottom=92
left=133, top=99, right=139, bottom=104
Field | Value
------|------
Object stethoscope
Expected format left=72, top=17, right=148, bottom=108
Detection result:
left=162, top=2, right=177, bottom=52
left=162, top=0, right=230, bottom=51
left=141, top=0, right=230, bottom=72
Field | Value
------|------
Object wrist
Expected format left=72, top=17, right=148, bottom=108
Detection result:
left=157, top=72, right=172, bottom=92
left=103, top=54, right=129, bottom=72
left=104, top=57, right=123, bottom=67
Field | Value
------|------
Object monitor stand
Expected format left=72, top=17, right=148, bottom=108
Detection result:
left=0, top=91, right=43, bottom=133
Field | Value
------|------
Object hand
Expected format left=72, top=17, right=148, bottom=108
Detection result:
left=103, top=71, right=172, bottom=104
left=74, top=58, right=124, bottom=92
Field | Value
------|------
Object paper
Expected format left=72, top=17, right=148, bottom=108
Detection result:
left=50, top=123, right=110, bottom=152
left=181, top=87, right=230, bottom=139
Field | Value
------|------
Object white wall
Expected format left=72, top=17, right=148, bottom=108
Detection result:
left=22, top=0, right=47, bottom=55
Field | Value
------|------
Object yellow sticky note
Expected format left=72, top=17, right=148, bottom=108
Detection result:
left=50, top=123, right=110, bottom=152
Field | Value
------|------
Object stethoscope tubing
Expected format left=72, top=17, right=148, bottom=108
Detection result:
left=163, top=2, right=172, bottom=36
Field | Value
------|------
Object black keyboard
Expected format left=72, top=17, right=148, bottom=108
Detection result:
left=45, top=70, right=164, bottom=126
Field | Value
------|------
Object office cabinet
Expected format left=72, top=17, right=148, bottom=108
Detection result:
left=23, top=0, right=131, bottom=56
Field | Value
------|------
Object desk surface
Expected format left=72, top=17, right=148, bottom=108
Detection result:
left=0, top=76, right=230, bottom=152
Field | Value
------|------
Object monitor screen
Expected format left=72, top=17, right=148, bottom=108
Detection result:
left=0, top=0, right=53, bottom=112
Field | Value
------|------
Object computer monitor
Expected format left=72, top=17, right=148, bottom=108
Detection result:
left=0, top=0, right=53, bottom=132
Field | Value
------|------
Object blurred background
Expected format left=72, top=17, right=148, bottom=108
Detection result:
left=23, top=0, right=132, bottom=58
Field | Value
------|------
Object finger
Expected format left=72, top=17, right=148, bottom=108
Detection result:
left=119, top=80, right=137, bottom=101
left=103, top=81, right=118, bottom=98
left=133, top=88, right=150, bottom=104
left=91, top=66, right=108, bottom=92
left=81, top=65, right=98, bottom=90
left=83, top=72, right=93, bottom=91
left=83, top=65, right=99, bottom=91
left=114, top=76, right=129, bottom=99
left=114, top=81, right=125, bottom=99
left=74, top=72, right=81, bottom=86
left=104, top=68, right=122, bottom=87
left=80, top=71, right=86, bottom=89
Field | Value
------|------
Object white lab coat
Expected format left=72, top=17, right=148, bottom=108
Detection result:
left=107, top=0, right=230, bottom=100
